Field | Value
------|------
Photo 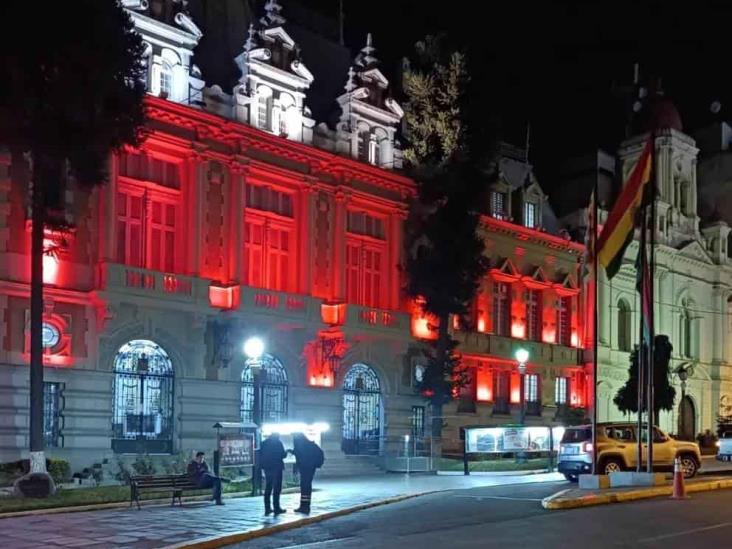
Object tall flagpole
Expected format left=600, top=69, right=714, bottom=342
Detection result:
left=591, top=169, right=599, bottom=475
left=647, top=132, right=657, bottom=472
left=636, top=206, right=646, bottom=472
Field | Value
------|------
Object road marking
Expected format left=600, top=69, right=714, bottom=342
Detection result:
left=637, top=522, right=732, bottom=543
left=454, top=495, right=543, bottom=502
left=279, top=537, right=356, bottom=548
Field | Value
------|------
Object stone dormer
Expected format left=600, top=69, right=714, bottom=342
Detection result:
left=333, top=34, right=404, bottom=169
left=701, top=221, right=730, bottom=265
left=232, top=0, right=315, bottom=144
left=123, top=0, right=204, bottom=104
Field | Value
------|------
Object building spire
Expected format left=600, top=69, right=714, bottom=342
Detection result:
left=243, top=23, right=258, bottom=52
left=344, top=66, right=356, bottom=92
left=260, top=0, right=286, bottom=28
left=355, top=33, right=378, bottom=68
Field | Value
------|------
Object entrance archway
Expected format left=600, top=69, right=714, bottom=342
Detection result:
left=678, top=396, right=696, bottom=441
left=241, top=354, right=288, bottom=424
left=342, top=363, right=382, bottom=455
left=112, top=339, right=174, bottom=454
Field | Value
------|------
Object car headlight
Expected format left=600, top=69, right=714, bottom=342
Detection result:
left=716, top=441, right=721, bottom=448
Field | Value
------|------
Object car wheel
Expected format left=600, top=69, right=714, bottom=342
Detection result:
left=564, top=474, right=578, bottom=482
left=601, top=458, right=623, bottom=475
left=679, top=455, right=698, bottom=478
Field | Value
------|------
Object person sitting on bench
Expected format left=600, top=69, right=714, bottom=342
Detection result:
left=187, top=451, right=223, bottom=505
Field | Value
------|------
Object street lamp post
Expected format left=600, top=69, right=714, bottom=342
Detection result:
left=244, top=336, right=265, bottom=495
left=676, top=365, right=692, bottom=440
left=515, top=348, right=529, bottom=464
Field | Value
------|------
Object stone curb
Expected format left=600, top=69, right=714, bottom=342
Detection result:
left=162, top=492, right=431, bottom=549
left=542, top=478, right=732, bottom=510
left=0, top=488, right=300, bottom=519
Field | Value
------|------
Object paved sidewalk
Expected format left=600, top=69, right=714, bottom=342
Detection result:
left=542, top=474, right=732, bottom=510
left=0, top=473, right=562, bottom=549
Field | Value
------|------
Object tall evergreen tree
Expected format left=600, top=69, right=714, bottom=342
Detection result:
left=614, top=335, right=676, bottom=425
left=0, top=0, right=146, bottom=494
left=402, top=36, right=490, bottom=435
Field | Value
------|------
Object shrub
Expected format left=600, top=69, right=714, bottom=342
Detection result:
left=47, top=459, right=71, bottom=483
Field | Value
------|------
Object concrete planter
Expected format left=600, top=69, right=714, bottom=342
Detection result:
left=608, top=471, right=666, bottom=488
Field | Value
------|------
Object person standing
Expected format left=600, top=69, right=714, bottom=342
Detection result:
left=187, top=451, right=223, bottom=505
left=260, top=432, right=287, bottom=515
left=291, top=433, right=324, bottom=514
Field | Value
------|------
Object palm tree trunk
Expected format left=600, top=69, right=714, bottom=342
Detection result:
left=28, top=153, right=47, bottom=473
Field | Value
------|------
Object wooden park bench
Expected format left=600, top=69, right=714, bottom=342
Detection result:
left=129, top=474, right=200, bottom=510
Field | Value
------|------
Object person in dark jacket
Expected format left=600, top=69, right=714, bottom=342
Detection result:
left=260, top=432, right=287, bottom=515
left=187, top=451, right=223, bottom=505
left=290, top=433, right=324, bottom=514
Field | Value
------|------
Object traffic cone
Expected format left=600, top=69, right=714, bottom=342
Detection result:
left=671, top=457, right=688, bottom=500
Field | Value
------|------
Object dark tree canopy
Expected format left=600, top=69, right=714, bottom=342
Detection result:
left=0, top=0, right=147, bottom=195
left=614, top=335, right=676, bottom=423
left=403, top=35, right=490, bottom=407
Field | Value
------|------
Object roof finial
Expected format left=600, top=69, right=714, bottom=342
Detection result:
left=260, top=0, right=286, bottom=27
left=344, top=66, right=356, bottom=92
left=244, top=23, right=258, bottom=52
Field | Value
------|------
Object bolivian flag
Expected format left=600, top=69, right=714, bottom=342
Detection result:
left=596, top=137, right=653, bottom=279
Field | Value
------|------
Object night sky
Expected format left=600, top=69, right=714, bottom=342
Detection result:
left=301, top=0, right=732, bottom=195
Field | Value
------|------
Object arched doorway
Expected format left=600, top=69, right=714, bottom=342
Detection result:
left=241, top=354, right=288, bottom=424
left=112, top=340, right=174, bottom=454
left=678, top=396, right=696, bottom=441
left=342, top=363, right=382, bottom=455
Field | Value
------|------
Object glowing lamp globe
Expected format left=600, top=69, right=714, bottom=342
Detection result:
left=515, top=348, right=529, bottom=364
left=243, top=337, right=265, bottom=361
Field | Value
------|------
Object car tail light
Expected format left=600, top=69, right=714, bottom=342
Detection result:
left=583, top=442, right=593, bottom=453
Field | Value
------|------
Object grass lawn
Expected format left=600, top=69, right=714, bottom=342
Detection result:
left=0, top=479, right=254, bottom=514
left=438, top=457, right=551, bottom=472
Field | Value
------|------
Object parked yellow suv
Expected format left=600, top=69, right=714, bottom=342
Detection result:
left=558, top=422, right=701, bottom=481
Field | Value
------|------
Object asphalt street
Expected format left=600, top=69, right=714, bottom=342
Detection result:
left=232, top=478, right=732, bottom=549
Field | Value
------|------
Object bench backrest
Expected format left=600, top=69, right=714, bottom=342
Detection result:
left=130, top=474, right=198, bottom=489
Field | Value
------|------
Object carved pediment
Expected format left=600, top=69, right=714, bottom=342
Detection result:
left=678, top=239, right=713, bottom=264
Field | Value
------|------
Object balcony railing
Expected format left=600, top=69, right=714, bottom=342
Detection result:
left=99, top=263, right=207, bottom=304
left=348, top=305, right=409, bottom=333
left=453, top=331, right=583, bottom=366
left=240, top=286, right=318, bottom=320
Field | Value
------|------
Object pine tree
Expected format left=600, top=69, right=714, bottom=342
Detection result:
left=402, top=35, right=490, bottom=435
left=613, top=335, right=676, bottom=425
left=0, top=0, right=146, bottom=494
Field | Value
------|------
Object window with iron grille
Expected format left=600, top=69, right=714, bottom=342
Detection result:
left=557, top=296, right=572, bottom=346
left=43, top=382, right=63, bottom=448
left=490, top=191, right=506, bottom=220
left=241, top=354, right=288, bottom=424
left=411, top=406, right=425, bottom=438
left=526, top=290, right=542, bottom=341
left=492, top=282, right=511, bottom=336
left=524, top=201, right=537, bottom=228
left=555, top=376, right=569, bottom=405
left=524, top=374, right=539, bottom=402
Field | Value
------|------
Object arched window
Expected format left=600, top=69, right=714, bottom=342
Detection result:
left=241, top=354, right=288, bottom=423
left=680, top=299, right=694, bottom=358
left=617, top=299, right=632, bottom=352
left=342, top=363, right=382, bottom=455
left=112, top=340, right=174, bottom=454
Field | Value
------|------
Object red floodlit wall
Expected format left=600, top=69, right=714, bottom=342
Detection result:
left=209, top=285, right=239, bottom=309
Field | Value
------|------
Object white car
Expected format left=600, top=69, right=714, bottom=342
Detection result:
left=716, top=432, right=732, bottom=461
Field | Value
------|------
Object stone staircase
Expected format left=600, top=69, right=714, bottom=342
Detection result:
left=318, top=439, right=384, bottom=477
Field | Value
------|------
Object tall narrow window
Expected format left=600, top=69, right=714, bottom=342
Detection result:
left=43, top=382, right=63, bottom=448
left=116, top=190, right=144, bottom=267
left=557, top=296, right=572, bottom=346
left=680, top=305, right=693, bottom=358
left=345, top=243, right=383, bottom=308
left=492, top=370, right=511, bottom=414
left=493, top=282, right=511, bottom=336
left=244, top=220, right=294, bottom=292
left=258, top=94, right=272, bottom=131
left=160, top=62, right=172, bottom=98
left=526, top=290, right=542, bottom=341
left=149, top=199, right=176, bottom=272
left=524, top=202, right=537, bottom=229
left=617, top=299, right=632, bottom=352
left=368, top=138, right=380, bottom=166
left=524, top=374, right=539, bottom=402
left=358, top=131, right=370, bottom=162
left=411, top=406, right=425, bottom=438
left=490, top=191, right=506, bottom=220
left=555, top=376, right=569, bottom=405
